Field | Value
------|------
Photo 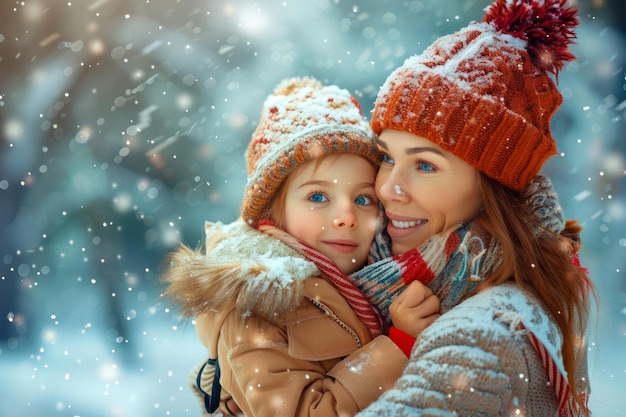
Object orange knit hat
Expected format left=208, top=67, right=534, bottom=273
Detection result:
left=242, top=77, right=380, bottom=227
left=371, top=0, right=578, bottom=192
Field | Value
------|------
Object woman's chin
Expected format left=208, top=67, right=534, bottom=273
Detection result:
left=387, top=223, right=430, bottom=254
left=391, top=238, right=426, bottom=256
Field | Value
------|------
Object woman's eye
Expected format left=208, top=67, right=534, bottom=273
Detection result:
left=355, top=195, right=372, bottom=206
left=381, top=153, right=395, bottom=165
left=309, top=193, right=328, bottom=203
left=418, top=161, right=435, bottom=172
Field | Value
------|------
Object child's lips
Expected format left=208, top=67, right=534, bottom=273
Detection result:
left=323, top=239, right=358, bottom=253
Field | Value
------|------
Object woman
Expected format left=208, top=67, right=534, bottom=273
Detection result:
left=351, top=0, right=594, bottom=416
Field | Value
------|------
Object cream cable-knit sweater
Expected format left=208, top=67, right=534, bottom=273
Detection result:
left=357, top=283, right=590, bottom=417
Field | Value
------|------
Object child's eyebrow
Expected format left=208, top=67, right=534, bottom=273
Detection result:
left=297, top=180, right=331, bottom=189
left=297, top=180, right=375, bottom=189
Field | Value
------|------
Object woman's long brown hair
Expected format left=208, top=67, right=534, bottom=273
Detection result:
left=476, top=174, right=594, bottom=415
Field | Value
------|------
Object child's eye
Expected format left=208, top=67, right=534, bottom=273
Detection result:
left=417, top=161, right=436, bottom=172
left=308, top=193, right=328, bottom=203
left=355, top=195, right=373, bottom=206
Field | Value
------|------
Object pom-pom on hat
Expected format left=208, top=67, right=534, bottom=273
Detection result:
left=242, top=77, right=380, bottom=227
left=371, top=0, right=578, bottom=192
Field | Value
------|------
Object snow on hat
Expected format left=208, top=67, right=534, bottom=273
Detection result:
left=242, top=77, right=380, bottom=227
left=371, top=0, right=578, bottom=192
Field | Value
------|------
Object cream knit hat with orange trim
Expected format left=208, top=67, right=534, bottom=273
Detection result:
left=242, top=77, right=380, bottom=227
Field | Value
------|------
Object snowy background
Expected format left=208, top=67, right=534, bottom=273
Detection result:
left=0, top=1, right=624, bottom=416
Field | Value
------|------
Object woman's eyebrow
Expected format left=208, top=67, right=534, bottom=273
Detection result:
left=405, top=147, right=446, bottom=157
left=376, top=138, right=446, bottom=157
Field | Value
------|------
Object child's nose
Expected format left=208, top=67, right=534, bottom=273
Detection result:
left=333, top=208, right=357, bottom=229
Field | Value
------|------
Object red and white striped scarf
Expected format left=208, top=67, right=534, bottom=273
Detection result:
left=521, top=321, right=586, bottom=417
left=257, top=219, right=383, bottom=337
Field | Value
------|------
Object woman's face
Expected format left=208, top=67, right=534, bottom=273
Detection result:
left=375, top=129, right=483, bottom=255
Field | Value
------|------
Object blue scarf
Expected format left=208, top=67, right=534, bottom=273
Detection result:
left=349, top=221, right=497, bottom=329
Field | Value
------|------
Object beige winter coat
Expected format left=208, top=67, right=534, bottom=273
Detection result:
left=163, top=219, right=407, bottom=417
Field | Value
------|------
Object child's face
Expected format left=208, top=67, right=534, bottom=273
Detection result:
left=283, top=153, right=379, bottom=275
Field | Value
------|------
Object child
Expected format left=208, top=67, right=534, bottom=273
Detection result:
left=161, top=77, right=438, bottom=416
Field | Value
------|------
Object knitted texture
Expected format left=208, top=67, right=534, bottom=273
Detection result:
left=356, top=284, right=582, bottom=417
left=351, top=222, right=483, bottom=327
left=242, top=77, right=379, bottom=227
left=371, top=0, right=578, bottom=192
left=525, top=175, right=565, bottom=236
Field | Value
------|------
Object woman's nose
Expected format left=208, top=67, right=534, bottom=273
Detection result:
left=378, top=174, right=409, bottom=203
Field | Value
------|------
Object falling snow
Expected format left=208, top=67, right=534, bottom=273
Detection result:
left=0, top=1, right=625, bottom=416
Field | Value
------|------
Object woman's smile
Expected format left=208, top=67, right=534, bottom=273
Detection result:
left=385, top=212, right=427, bottom=239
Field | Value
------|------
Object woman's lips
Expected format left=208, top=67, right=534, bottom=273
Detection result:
left=385, top=213, right=427, bottom=239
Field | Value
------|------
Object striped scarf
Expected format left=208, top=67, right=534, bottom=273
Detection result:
left=349, top=220, right=582, bottom=417
left=349, top=221, right=496, bottom=326
left=257, top=220, right=384, bottom=337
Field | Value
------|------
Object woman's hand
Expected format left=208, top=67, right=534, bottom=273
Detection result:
left=389, top=281, right=440, bottom=337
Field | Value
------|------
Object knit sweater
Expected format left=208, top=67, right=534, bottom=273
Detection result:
left=357, top=282, right=589, bottom=417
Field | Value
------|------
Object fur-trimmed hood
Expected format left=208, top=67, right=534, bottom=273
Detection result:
left=161, top=218, right=319, bottom=320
